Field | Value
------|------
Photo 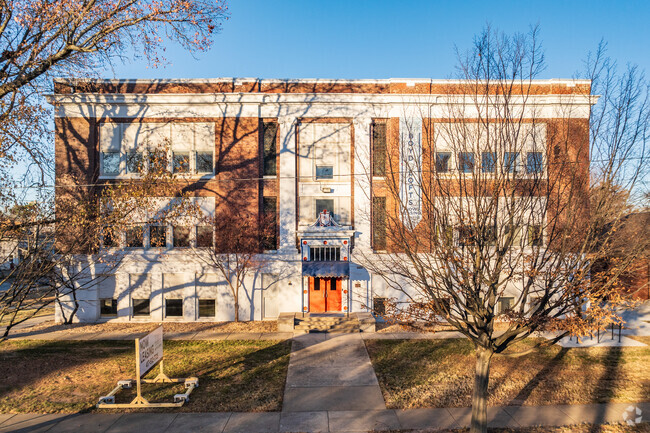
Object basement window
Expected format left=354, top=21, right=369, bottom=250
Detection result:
left=165, top=299, right=183, bottom=317
left=100, top=299, right=117, bottom=316
left=199, top=299, right=216, bottom=318
left=132, top=299, right=150, bottom=317
left=373, top=297, right=387, bottom=317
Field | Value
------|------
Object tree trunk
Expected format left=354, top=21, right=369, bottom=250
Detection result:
left=470, top=347, right=493, bottom=433
left=234, top=298, right=239, bottom=322
left=65, top=288, right=79, bottom=325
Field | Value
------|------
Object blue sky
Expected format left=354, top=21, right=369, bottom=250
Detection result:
left=108, top=0, right=650, bottom=80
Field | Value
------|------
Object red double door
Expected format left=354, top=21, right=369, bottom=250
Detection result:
left=308, top=277, right=343, bottom=312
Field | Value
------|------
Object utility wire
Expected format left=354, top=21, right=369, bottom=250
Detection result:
left=6, top=154, right=647, bottom=190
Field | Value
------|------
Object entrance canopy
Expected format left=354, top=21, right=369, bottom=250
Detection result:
left=302, top=262, right=350, bottom=278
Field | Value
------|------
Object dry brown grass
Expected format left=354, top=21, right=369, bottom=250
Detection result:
left=375, top=321, right=511, bottom=333
left=388, top=422, right=650, bottom=432
left=366, top=337, right=650, bottom=409
left=0, top=339, right=290, bottom=413
left=24, top=319, right=277, bottom=335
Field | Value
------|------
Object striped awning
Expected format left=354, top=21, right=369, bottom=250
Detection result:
left=302, top=261, right=350, bottom=278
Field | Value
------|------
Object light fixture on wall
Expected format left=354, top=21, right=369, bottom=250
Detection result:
left=320, top=186, right=333, bottom=193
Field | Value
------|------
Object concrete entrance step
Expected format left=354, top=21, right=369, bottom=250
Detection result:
left=278, top=312, right=376, bottom=333
left=294, top=316, right=361, bottom=333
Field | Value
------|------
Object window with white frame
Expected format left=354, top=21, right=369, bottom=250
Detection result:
left=435, top=152, right=451, bottom=173
left=298, top=122, right=351, bottom=181
left=299, top=196, right=350, bottom=225
left=433, top=123, right=547, bottom=177
left=171, top=123, right=214, bottom=175
left=99, top=122, right=214, bottom=176
left=99, top=122, right=122, bottom=175
left=526, top=152, right=544, bottom=173
left=498, top=296, right=515, bottom=313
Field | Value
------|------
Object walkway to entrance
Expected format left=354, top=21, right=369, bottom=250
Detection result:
left=282, top=333, right=386, bottom=412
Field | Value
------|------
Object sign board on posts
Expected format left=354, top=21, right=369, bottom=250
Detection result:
left=138, top=326, right=163, bottom=377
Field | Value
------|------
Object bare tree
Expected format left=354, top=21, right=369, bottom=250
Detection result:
left=0, top=141, right=203, bottom=338
left=0, top=1, right=229, bottom=332
left=189, top=196, right=277, bottom=322
left=361, top=27, right=649, bottom=433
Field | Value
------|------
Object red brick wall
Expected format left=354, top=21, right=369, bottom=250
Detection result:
left=55, top=116, right=267, bottom=252
left=54, top=80, right=591, bottom=96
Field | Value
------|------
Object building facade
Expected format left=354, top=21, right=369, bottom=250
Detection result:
left=50, top=78, right=594, bottom=323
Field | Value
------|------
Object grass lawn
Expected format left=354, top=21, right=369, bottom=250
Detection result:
left=0, top=339, right=291, bottom=413
left=366, top=337, right=650, bottom=409
left=24, top=319, right=277, bottom=335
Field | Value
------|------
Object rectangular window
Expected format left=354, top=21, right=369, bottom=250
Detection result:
left=101, top=152, right=120, bottom=175
left=498, top=297, right=515, bottom=313
left=373, top=196, right=387, bottom=250
left=126, top=151, right=144, bottom=174
left=526, top=152, right=543, bottom=173
left=481, top=152, right=496, bottom=173
left=199, top=299, right=216, bottom=318
left=132, top=298, right=150, bottom=316
left=315, top=165, right=334, bottom=180
left=436, top=225, right=454, bottom=245
left=315, top=199, right=334, bottom=219
left=504, top=152, right=520, bottom=173
left=100, top=298, right=117, bottom=316
left=262, top=122, right=278, bottom=176
left=149, top=225, right=167, bottom=248
left=173, top=226, right=191, bottom=248
left=373, top=297, right=387, bottom=317
left=309, top=246, right=341, bottom=261
left=458, top=152, right=475, bottom=173
left=484, top=225, right=497, bottom=246
left=504, top=225, right=522, bottom=247
left=435, top=152, right=451, bottom=173
left=196, top=225, right=213, bottom=248
left=528, top=225, right=543, bottom=246
left=148, top=148, right=167, bottom=172
left=125, top=226, right=144, bottom=248
left=165, top=299, right=183, bottom=317
left=195, top=151, right=214, bottom=174
left=372, top=123, right=387, bottom=177
left=173, top=151, right=190, bottom=173
left=457, top=225, right=476, bottom=247
left=262, top=197, right=278, bottom=250
left=102, top=226, right=116, bottom=248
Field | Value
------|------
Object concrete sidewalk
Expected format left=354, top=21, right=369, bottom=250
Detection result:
left=0, top=402, right=647, bottom=432
left=283, top=333, right=386, bottom=412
